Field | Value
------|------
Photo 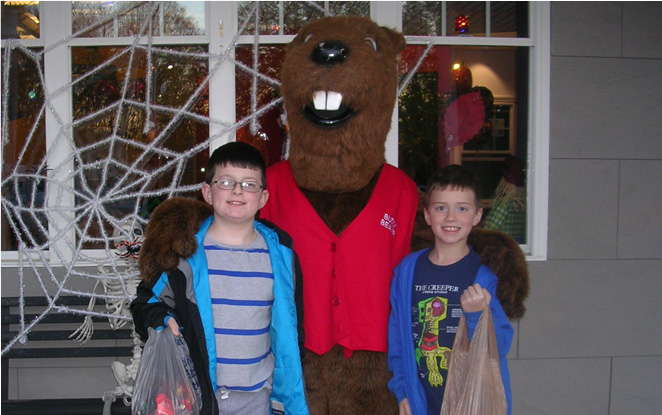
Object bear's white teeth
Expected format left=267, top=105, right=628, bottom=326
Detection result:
left=313, top=91, right=343, bottom=111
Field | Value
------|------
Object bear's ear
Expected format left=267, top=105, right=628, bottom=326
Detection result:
left=380, top=25, right=406, bottom=55
left=287, top=29, right=306, bottom=52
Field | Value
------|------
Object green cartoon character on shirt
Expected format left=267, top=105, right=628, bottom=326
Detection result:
left=416, top=296, right=452, bottom=387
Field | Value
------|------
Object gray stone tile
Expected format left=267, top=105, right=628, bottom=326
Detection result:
left=617, top=160, right=662, bottom=258
left=507, top=319, right=519, bottom=360
left=548, top=160, right=618, bottom=259
left=8, top=356, right=121, bottom=368
left=17, top=365, right=120, bottom=399
left=519, top=260, right=662, bottom=359
left=509, top=357, right=611, bottom=415
left=610, top=356, right=662, bottom=415
left=551, top=1, right=622, bottom=57
left=550, top=57, right=662, bottom=160
left=6, top=367, right=19, bottom=399
left=623, top=3, right=662, bottom=59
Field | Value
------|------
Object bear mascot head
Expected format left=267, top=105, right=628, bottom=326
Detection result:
left=279, top=16, right=405, bottom=193
left=136, top=15, right=528, bottom=415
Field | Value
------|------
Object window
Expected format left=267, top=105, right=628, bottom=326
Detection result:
left=71, top=45, right=209, bottom=249
left=2, top=2, right=210, bottom=263
left=398, top=45, right=528, bottom=235
left=396, top=1, right=549, bottom=256
left=1, top=2, right=549, bottom=265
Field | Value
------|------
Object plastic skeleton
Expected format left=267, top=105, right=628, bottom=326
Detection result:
left=69, top=220, right=144, bottom=411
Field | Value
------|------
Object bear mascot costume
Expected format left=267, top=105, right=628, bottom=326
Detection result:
left=136, top=16, right=528, bottom=415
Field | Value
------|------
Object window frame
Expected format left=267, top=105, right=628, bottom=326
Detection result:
left=1, top=1, right=549, bottom=266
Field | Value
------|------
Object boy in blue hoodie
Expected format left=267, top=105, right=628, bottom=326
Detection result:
left=387, top=164, right=513, bottom=415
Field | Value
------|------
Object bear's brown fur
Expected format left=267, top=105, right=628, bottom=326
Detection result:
left=139, top=197, right=212, bottom=281
left=138, top=15, right=528, bottom=415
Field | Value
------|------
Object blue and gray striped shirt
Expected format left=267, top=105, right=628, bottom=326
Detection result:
left=204, top=232, right=274, bottom=393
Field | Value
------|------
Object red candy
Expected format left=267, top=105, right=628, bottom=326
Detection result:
left=154, top=394, right=174, bottom=415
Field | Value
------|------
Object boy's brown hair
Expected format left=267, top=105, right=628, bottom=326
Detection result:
left=205, top=141, right=267, bottom=187
left=424, top=164, right=481, bottom=207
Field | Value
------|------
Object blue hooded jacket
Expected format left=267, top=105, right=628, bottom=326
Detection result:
left=132, top=216, right=308, bottom=415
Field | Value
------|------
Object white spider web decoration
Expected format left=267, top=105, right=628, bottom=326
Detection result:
left=1, top=1, right=425, bottom=356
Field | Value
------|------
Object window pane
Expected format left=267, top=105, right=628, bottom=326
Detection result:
left=71, top=45, right=209, bottom=249
left=238, top=1, right=282, bottom=35
left=446, top=1, right=486, bottom=36
left=238, top=1, right=369, bottom=36
left=1, top=1, right=40, bottom=39
left=72, top=1, right=205, bottom=37
left=403, top=1, right=442, bottom=36
left=283, top=1, right=368, bottom=34
left=491, top=1, right=529, bottom=38
left=161, top=1, right=205, bottom=36
left=282, top=2, right=325, bottom=35
left=398, top=45, right=528, bottom=243
left=72, top=2, right=153, bottom=37
left=1, top=47, right=47, bottom=251
left=327, top=2, right=369, bottom=18
left=235, top=45, right=288, bottom=166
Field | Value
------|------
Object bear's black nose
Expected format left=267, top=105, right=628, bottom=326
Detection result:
left=311, top=40, right=349, bottom=65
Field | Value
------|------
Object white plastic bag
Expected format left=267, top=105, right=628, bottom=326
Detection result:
left=132, top=328, right=202, bottom=415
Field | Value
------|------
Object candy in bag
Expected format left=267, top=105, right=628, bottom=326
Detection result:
left=132, top=328, right=202, bottom=415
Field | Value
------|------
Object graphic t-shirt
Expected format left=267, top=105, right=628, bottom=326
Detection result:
left=411, top=248, right=481, bottom=415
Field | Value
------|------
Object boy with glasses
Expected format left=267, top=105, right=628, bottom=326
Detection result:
left=131, top=141, right=308, bottom=415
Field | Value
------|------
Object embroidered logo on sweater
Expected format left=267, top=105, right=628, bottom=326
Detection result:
left=380, top=213, right=397, bottom=236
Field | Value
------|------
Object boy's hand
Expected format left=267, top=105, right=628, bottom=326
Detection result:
left=399, top=398, right=411, bottom=415
left=166, top=316, right=181, bottom=337
left=460, top=283, right=491, bottom=313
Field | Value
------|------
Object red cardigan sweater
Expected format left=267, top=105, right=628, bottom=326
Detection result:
left=261, top=161, right=418, bottom=355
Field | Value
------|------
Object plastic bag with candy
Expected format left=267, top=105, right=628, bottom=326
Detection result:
left=441, top=306, right=507, bottom=415
left=132, top=328, right=202, bottom=415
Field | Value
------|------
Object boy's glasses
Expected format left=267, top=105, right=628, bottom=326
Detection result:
left=210, top=178, right=263, bottom=193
